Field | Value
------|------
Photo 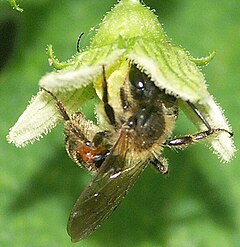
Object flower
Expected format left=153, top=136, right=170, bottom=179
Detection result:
left=7, top=0, right=235, bottom=162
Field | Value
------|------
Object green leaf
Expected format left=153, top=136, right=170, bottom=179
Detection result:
left=7, top=0, right=23, bottom=12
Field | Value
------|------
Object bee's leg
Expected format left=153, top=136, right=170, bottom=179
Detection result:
left=41, top=87, right=70, bottom=121
left=150, top=157, right=168, bottom=175
left=41, top=87, right=92, bottom=146
left=165, top=101, right=233, bottom=148
left=41, top=87, right=111, bottom=172
left=92, top=149, right=111, bottom=168
left=102, top=65, right=116, bottom=127
left=120, top=87, right=129, bottom=111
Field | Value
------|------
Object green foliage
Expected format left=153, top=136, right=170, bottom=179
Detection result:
left=0, top=0, right=239, bottom=246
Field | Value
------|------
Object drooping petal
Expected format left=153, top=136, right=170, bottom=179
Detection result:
left=39, top=46, right=125, bottom=92
left=8, top=45, right=125, bottom=147
left=127, top=38, right=209, bottom=102
left=7, top=84, right=95, bottom=147
left=179, top=98, right=235, bottom=162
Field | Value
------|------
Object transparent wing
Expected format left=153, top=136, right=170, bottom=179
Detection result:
left=67, top=130, right=148, bottom=242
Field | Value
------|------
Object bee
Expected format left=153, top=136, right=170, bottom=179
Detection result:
left=42, top=64, right=232, bottom=242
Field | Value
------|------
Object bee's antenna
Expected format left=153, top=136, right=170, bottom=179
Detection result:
left=40, top=87, right=70, bottom=121
left=76, top=32, right=84, bottom=53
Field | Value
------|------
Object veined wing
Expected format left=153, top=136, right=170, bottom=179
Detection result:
left=67, top=128, right=149, bottom=242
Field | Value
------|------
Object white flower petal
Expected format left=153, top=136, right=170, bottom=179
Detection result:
left=180, top=97, right=235, bottom=162
left=7, top=85, right=95, bottom=147
left=8, top=45, right=125, bottom=147
left=40, top=47, right=125, bottom=92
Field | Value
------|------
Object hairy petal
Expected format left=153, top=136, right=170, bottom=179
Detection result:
left=7, top=84, right=95, bottom=147
left=127, top=38, right=209, bottom=102
left=40, top=47, right=125, bottom=92
left=8, top=46, right=124, bottom=147
left=179, top=97, right=235, bottom=162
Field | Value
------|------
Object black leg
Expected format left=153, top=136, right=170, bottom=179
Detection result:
left=41, top=87, right=91, bottom=145
left=120, top=86, right=129, bottom=111
left=102, top=65, right=116, bottom=126
left=150, top=157, right=168, bottom=175
left=41, top=87, right=70, bottom=121
left=187, top=101, right=212, bottom=132
left=165, top=101, right=233, bottom=148
left=166, top=129, right=226, bottom=147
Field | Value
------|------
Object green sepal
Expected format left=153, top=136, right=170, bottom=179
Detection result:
left=191, top=50, right=216, bottom=66
left=40, top=44, right=125, bottom=92
left=90, top=0, right=167, bottom=48
left=47, top=45, right=75, bottom=70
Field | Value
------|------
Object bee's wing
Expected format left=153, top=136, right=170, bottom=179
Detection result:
left=67, top=129, right=148, bottom=242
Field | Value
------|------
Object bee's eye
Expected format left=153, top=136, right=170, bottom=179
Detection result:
left=129, top=68, right=145, bottom=93
left=129, top=65, right=158, bottom=101
left=129, top=67, right=146, bottom=97
left=136, top=81, right=144, bottom=90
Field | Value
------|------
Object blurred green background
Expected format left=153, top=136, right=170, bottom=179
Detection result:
left=0, top=0, right=239, bottom=246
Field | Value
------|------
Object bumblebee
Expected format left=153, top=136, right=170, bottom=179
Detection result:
left=42, top=64, right=232, bottom=242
